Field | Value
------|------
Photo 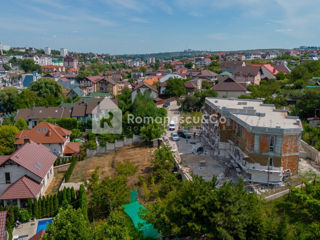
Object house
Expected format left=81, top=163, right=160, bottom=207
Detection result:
left=0, top=141, right=56, bottom=207
left=15, top=122, right=81, bottom=156
left=184, top=79, right=201, bottom=94
left=15, top=97, right=118, bottom=127
left=67, top=87, right=84, bottom=98
left=96, top=76, right=125, bottom=96
left=274, top=63, right=291, bottom=74
left=202, top=98, right=303, bottom=185
left=131, top=82, right=158, bottom=102
left=79, top=76, right=103, bottom=95
left=198, top=70, right=219, bottom=82
left=64, top=56, right=78, bottom=70
left=58, top=76, right=79, bottom=90
left=213, top=77, right=248, bottom=98
left=233, top=65, right=262, bottom=85
left=15, top=106, right=73, bottom=129
left=21, top=72, right=41, bottom=88
left=159, top=74, right=184, bottom=95
left=220, top=61, right=245, bottom=73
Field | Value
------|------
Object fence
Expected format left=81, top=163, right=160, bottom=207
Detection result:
left=300, top=140, right=320, bottom=163
left=86, top=135, right=143, bottom=158
left=160, top=136, right=193, bottom=181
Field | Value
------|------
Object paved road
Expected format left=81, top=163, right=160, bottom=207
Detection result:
left=165, top=100, right=180, bottom=151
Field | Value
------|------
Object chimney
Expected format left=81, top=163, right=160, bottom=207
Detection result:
left=24, top=136, right=30, bottom=144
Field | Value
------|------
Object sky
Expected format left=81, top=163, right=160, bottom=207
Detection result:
left=1, top=0, right=320, bottom=54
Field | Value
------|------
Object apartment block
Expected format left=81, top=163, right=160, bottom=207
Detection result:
left=202, top=98, right=303, bottom=185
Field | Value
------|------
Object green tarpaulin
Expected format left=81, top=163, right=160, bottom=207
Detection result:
left=124, top=190, right=159, bottom=239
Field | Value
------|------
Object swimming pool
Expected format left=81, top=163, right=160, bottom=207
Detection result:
left=36, top=219, right=53, bottom=233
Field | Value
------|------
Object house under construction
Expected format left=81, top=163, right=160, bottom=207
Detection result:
left=202, top=98, right=303, bottom=185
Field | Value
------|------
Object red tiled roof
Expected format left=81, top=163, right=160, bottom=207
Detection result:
left=0, top=211, right=6, bottom=240
left=3, top=142, right=56, bottom=178
left=15, top=122, right=71, bottom=145
left=133, top=81, right=158, bottom=93
left=29, top=230, right=45, bottom=240
left=144, top=76, right=160, bottom=85
left=0, top=176, right=42, bottom=200
left=64, top=142, right=82, bottom=154
left=184, top=81, right=197, bottom=89
left=86, top=76, right=104, bottom=83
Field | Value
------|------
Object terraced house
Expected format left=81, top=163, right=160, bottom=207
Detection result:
left=202, top=98, right=303, bottom=185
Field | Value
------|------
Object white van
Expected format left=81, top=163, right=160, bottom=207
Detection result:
left=169, top=121, right=175, bottom=131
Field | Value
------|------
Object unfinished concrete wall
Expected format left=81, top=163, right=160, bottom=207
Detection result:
left=300, top=140, right=320, bottom=163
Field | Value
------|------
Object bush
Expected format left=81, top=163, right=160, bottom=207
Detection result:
left=115, top=160, right=138, bottom=177
left=84, top=140, right=97, bottom=150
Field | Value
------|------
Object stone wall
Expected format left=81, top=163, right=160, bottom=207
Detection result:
left=86, top=135, right=143, bottom=158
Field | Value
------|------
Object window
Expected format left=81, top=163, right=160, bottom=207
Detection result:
left=37, top=128, right=41, bottom=133
left=268, top=157, right=274, bottom=169
left=269, top=136, right=275, bottom=152
left=5, top=172, right=10, bottom=184
left=43, top=128, right=47, bottom=133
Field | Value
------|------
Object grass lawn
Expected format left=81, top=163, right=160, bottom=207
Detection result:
left=180, top=111, right=202, bottom=127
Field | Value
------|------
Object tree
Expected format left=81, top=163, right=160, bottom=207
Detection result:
left=139, top=66, right=146, bottom=73
left=20, top=59, right=41, bottom=73
left=144, top=177, right=266, bottom=239
left=0, top=87, right=19, bottom=113
left=276, top=72, right=286, bottom=80
left=15, top=118, right=28, bottom=130
left=16, top=89, right=38, bottom=109
left=184, top=62, right=193, bottom=69
left=140, top=123, right=164, bottom=144
left=95, top=210, right=141, bottom=240
left=0, top=125, right=19, bottom=155
left=30, top=78, right=63, bottom=106
left=43, top=206, right=93, bottom=240
left=165, top=78, right=186, bottom=97
left=90, top=176, right=130, bottom=218
left=78, top=185, right=88, bottom=219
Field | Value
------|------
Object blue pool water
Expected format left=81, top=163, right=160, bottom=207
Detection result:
left=36, top=219, right=53, bottom=233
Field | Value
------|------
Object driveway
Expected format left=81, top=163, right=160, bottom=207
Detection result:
left=164, top=100, right=180, bottom=151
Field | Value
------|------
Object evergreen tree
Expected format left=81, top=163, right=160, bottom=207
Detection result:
left=79, top=185, right=88, bottom=219
left=38, top=198, right=42, bottom=218
left=71, top=187, right=75, bottom=204
left=27, top=199, right=33, bottom=216
left=67, top=188, right=72, bottom=204
left=54, top=195, right=59, bottom=215
left=34, top=199, right=39, bottom=219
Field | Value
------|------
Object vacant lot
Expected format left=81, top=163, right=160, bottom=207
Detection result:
left=69, top=144, right=156, bottom=187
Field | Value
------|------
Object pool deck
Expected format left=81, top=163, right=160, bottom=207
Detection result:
left=13, top=218, right=52, bottom=240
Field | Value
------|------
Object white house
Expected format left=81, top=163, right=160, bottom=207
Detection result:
left=0, top=141, right=56, bottom=208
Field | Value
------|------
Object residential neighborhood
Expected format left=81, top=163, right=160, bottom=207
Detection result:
left=0, top=0, right=320, bottom=239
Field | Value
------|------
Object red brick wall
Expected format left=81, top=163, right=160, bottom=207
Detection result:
left=283, top=135, right=299, bottom=154
left=259, top=134, right=269, bottom=153
left=281, top=155, right=298, bottom=173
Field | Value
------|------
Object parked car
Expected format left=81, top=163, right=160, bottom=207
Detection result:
left=169, top=121, right=175, bottom=131
left=171, top=132, right=180, bottom=141
left=178, top=130, right=191, bottom=139
left=163, top=101, right=170, bottom=108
